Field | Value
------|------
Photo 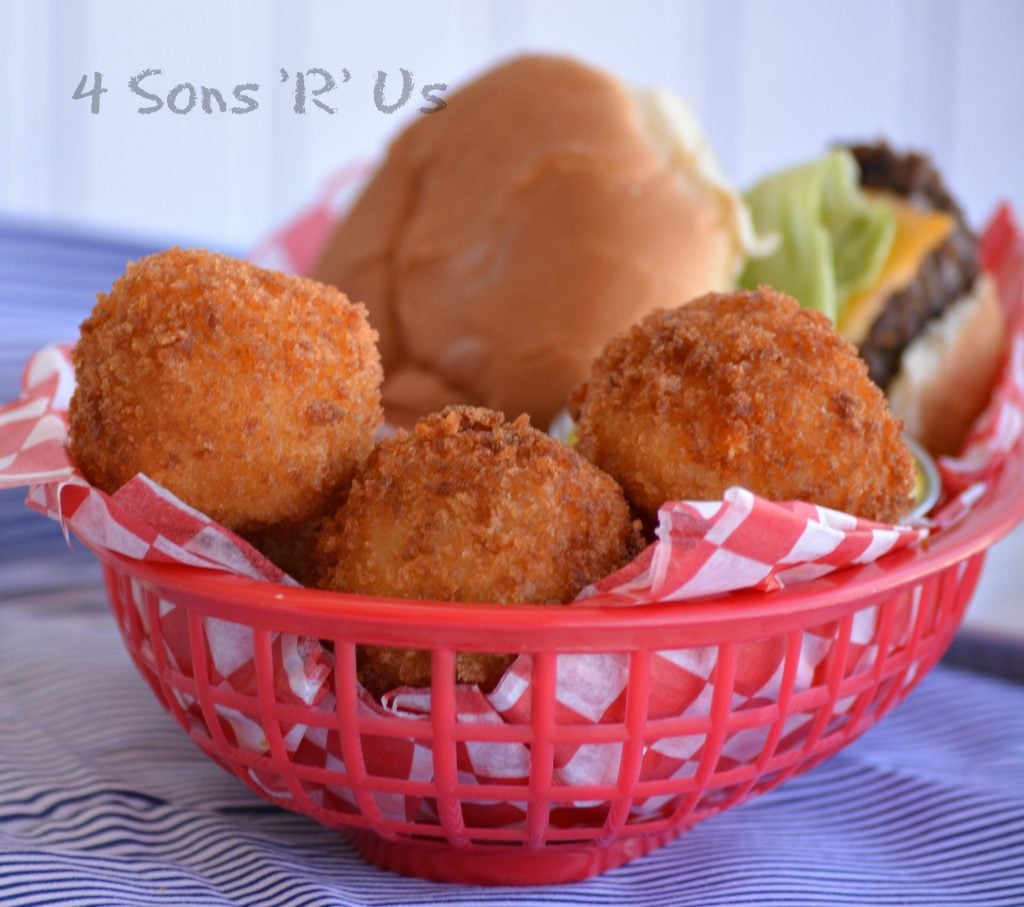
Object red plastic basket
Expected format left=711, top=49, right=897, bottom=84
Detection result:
left=83, top=425, right=1024, bottom=886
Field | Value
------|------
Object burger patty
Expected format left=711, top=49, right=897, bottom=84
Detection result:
left=847, top=142, right=980, bottom=390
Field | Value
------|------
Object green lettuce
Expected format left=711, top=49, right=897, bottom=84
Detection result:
left=739, top=150, right=896, bottom=323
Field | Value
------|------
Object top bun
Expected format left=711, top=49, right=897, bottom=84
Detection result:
left=313, top=54, right=753, bottom=427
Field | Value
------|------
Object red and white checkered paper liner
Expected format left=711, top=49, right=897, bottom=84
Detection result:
left=1, top=199, right=1021, bottom=829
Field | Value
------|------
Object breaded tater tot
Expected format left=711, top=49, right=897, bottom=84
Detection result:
left=69, top=248, right=383, bottom=533
left=315, top=406, right=645, bottom=696
left=570, top=288, right=917, bottom=524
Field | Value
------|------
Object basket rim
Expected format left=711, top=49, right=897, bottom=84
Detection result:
left=87, top=432, right=1024, bottom=645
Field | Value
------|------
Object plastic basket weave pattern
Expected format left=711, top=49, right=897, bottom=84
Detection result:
left=91, top=424, right=1024, bottom=886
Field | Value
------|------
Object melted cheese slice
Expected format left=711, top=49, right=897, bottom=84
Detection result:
left=837, top=192, right=955, bottom=344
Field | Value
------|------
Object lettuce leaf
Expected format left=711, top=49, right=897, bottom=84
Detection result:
left=739, top=150, right=895, bottom=323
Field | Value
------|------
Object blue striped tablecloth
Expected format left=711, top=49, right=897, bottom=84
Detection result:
left=1, top=218, right=1022, bottom=906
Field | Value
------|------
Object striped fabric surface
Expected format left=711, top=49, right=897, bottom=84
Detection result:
left=1, top=220, right=1023, bottom=906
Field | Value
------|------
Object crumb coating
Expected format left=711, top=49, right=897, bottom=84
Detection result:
left=69, top=247, right=383, bottom=532
left=316, top=405, right=644, bottom=695
left=570, top=287, right=917, bottom=524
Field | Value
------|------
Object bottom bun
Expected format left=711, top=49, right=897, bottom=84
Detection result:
left=381, top=366, right=473, bottom=417
left=887, top=273, right=1005, bottom=457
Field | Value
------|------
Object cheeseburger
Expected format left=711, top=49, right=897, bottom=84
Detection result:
left=314, top=54, right=763, bottom=428
left=741, top=141, right=1004, bottom=456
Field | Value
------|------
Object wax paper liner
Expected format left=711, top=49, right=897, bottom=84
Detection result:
left=1, top=203, right=1020, bottom=830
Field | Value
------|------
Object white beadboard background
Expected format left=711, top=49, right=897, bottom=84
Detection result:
left=0, top=0, right=1022, bottom=250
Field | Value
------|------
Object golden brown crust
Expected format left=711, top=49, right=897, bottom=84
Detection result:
left=313, top=54, right=737, bottom=427
left=355, top=647, right=517, bottom=700
left=570, top=287, right=917, bottom=524
left=314, top=405, right=644, bottom=695
left=68, top=248, right=383, bottom=533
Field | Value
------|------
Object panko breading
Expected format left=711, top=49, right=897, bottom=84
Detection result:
left=69, top=248, right=383, bottom=533
left=570, top=287, right=917, bottom=524
left=315, top=405, right=644, bottom=696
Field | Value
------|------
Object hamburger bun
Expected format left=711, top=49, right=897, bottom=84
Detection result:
left=887, top=273, right=1005, bottom=456
left=313, top=54, right=755, bottom=427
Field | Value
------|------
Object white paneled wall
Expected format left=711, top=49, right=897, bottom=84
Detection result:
left=0, top=0, right=1021, bottom=249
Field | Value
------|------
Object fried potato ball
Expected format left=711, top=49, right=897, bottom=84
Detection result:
left=570, top=287, right=917, bottom=524
left=69, top=248, right=383, bottom=533
left=315, top=405, right=645, bottom=696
